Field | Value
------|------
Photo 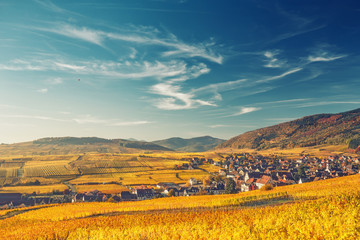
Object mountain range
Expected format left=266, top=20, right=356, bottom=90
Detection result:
left=152, top=136, right=225, bottom=152
left=1, top=108, right=360, bottom=155
left=217, top=108, right=360, bottom=151
left=0, top=136, right=224, bottom=155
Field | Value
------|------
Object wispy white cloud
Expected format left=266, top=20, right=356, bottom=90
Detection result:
left=306, top=46, right=347, bottom=63
left=0, top=59, right=46, bottom=71
left=254, top=98, right=309, bottom=106
left=231, top=107, right=262, bottom=116
left=188, top=67, right=303, bottom=106
left=106, top=29, right=223, bottom=64
left=263, top=50, right=286, bottom=68
left=194, top=78, right=247, bottom=93
left=270, top=25, right=326, bottom=44
left=37, top=88, right=48, bottom=93
left=37, top=23, right=223, bottom=64
left=72, top=115, right=107, bottom=124
left=239, top=86, right=276, bottom=97
left=0, top=114, right=68, bottom=122
left=0, top=58, right=196, bottom=80
left=209, top=124, right=232, bottom=128
left=110, top=121, right=152, bottom=126
left=258, top=67, right=303, bottom=83
left=34, top=0, right=66, bottom=13
left=38, top=24, right=104, bottom=46
left=129, top=47, right=137, bottom=59
left=0, top=113, right=153, bottom=128
left=8, top=22, right=224, bottom=111
left=151, top=83, right=215, bottom=110
left=191, top=78, right=248, bottom=102
left=308, top=55, right=346, bottom=62
left=59, top=111, right=71, bottom=115
left=72, top=114, right=152, bottom=126
left=54, top=62, right=87, bottom=71
left=0, top=56, right=215, bottom=110
left=48, top=77, right=63, bottom=85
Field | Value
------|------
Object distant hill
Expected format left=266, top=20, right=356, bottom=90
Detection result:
left=113, top=139, right=173, bottom=151
left=0, top=137, right=172, bottom=156
left=153, top=136, right=225, bottom=152
left=33, top=137, right=172, bottom=151
left=33, top=137, right=112, bottom=145
left=217, top=108, right=360, bottom=151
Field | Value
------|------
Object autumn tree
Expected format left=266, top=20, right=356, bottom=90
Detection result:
left=168, top=189, right=175, bottom=197
left=297, top=165, right=306, bottom=178
left=225, top=178, right=236, bottom=194
left=202, top=177, right=211, bottom=187
left=260, top=184, right=273, bottom=191
left=214, top=174, right=222, bottom=183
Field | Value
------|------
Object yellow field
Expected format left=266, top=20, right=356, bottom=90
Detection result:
left=0, top=184, right=67, bottom=194
left=23, top=160, right=73, bottom=167
left=178, top=170, right=209, bottom=181
left=24, top=164, right=79, bottom=177
left=0, top=152, right=204, bottom=188
left=0, top=174, right=359, bottom=239
left=15, top=177, right=61, bottom=185
left=198, top=164, right=221, bottom=173
left=69, top=173, right=120, bottom=185
left=0, top=168, right=18, bottom=178
left=69, top=169, right=209, bottom=186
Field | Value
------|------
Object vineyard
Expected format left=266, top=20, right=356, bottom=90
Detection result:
left=24, top=165, right=79, bottom=177
left=0, top=184, right=68, bottom=194
left=0, top=168, right=18, bottom=178
left=0, top=174, right=359, bottom=239
left=0, top=152, right=215, bottom=194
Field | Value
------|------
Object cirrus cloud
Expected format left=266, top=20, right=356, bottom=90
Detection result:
left=231, top=107, right=262, bottom=116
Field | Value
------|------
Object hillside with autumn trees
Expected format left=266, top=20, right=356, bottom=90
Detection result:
left=217, top=108, right=360, bottom=151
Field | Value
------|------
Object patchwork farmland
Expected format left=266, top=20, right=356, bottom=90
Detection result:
left=0, top=153, right=221, bottom=194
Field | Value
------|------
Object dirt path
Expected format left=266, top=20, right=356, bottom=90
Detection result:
left=64, top=181, right=77, bottom=195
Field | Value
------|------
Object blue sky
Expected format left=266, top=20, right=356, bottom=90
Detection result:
left=0, top=0, right=360, bottom=143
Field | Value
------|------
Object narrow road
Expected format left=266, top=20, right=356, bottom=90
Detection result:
left=63, top=181, right=77, bottom=195
left=16, top=162, right=25, bottom=178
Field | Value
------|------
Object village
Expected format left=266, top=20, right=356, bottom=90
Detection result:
left=1, top=153, right=359, bottom=209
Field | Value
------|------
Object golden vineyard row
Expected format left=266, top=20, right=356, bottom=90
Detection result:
left=0, top=174, right=359, bottom=239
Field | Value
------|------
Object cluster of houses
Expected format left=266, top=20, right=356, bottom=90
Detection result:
left=1, top=153, right=359, bottom=209
left=217, top=153, right=360, bottom=191
left=56, top=151, right=360, bottom=202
